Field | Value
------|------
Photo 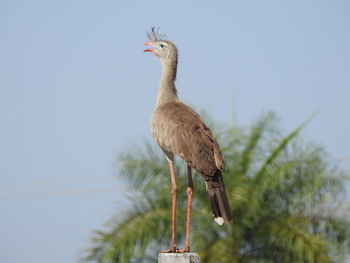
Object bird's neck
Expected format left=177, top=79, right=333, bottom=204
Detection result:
left=156, top=59, right=179, bottom=107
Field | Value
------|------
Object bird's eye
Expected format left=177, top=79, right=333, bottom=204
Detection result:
left=159, top=43, right=164, bottom=48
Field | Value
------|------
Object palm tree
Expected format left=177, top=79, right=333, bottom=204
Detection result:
left=84, top=112, right=350, bottom=263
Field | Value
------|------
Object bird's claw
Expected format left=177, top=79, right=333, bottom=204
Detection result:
left=160, top=246, right=190, bottom=253
left=160, top=246, right=177, bottom=253
left=178, top=246, right=190, bottom=253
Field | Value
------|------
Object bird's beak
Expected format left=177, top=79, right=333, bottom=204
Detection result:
left=143, top=41, right=157, bottom=52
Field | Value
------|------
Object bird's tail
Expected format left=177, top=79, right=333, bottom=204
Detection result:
left=205, top=172, right=233, bottom=225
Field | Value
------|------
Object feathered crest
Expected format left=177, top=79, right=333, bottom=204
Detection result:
left=147, top=27, right=166, bottom=42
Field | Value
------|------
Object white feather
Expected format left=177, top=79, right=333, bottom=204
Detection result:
left=214, top=217, right=224, bottom=225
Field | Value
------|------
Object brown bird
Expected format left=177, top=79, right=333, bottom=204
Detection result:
left=143, top=28, right=232, bottom=253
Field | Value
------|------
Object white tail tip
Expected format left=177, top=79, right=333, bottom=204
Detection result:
left=214, top=217, right=224, bottom=225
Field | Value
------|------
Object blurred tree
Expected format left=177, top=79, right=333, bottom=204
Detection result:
left=84, top=112, right=350, bottom=263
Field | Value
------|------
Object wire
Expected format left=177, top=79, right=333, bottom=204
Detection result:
left=0, top=176, right=116, bottom=189
left=0, top=186, right=127, bottom=200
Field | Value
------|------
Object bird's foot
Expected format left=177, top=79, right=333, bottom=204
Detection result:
left=160, top=246, right=178, bottom=253
left=177, top=246, right=190, bottom=253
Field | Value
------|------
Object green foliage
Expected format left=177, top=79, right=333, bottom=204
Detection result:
left=84, top=112, right=350, bottom=263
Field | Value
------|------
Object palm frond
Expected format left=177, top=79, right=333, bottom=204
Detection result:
left=239, top=112, right=275, bottom=175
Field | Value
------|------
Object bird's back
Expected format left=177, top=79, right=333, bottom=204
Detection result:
left=151, top=101, right=225, bottom=179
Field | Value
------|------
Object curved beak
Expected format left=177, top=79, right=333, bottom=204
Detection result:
left=143, top=41, right=157, bottom=52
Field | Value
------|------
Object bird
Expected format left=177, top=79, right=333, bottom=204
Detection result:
left=143, top=27, right=232, bottom=253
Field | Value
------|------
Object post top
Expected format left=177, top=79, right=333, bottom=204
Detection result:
left=158, top=253, right=200, bottom=263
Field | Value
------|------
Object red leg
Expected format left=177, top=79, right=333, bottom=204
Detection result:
left=179, top=165, right=193, bottom=253
left=161, top=160, right=177, bottom=253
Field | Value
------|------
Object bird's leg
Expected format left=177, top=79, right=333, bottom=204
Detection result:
left=170, top=161, right=177, bottom=252
left=178, top=165, right=193, bottom=253
left=161, top=160, right=178, bottom=253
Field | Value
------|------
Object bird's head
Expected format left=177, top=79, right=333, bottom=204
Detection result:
left=143, top=27, right=178, bottom=63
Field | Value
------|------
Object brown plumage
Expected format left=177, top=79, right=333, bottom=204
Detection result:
left=144, top=27, right=232, bottom=253
left=152, top=102, right=224, bottom=177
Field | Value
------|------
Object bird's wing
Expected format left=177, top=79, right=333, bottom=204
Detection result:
left=151, top=101, right=225, bottom=178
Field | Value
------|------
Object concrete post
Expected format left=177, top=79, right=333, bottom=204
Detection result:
left=158, top=253, right=200, bottom=263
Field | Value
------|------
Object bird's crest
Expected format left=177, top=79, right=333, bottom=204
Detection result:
left=147, top=27, right=166, bottom=42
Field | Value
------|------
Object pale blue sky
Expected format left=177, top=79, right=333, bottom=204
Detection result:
left=0, top=1, right=349, bottom=262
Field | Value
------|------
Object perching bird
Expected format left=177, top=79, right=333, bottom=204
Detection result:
left=144, top=28, right=232, bottom=253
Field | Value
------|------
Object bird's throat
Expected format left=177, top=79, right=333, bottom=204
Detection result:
left=156, top=60, right=178, bottom=107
